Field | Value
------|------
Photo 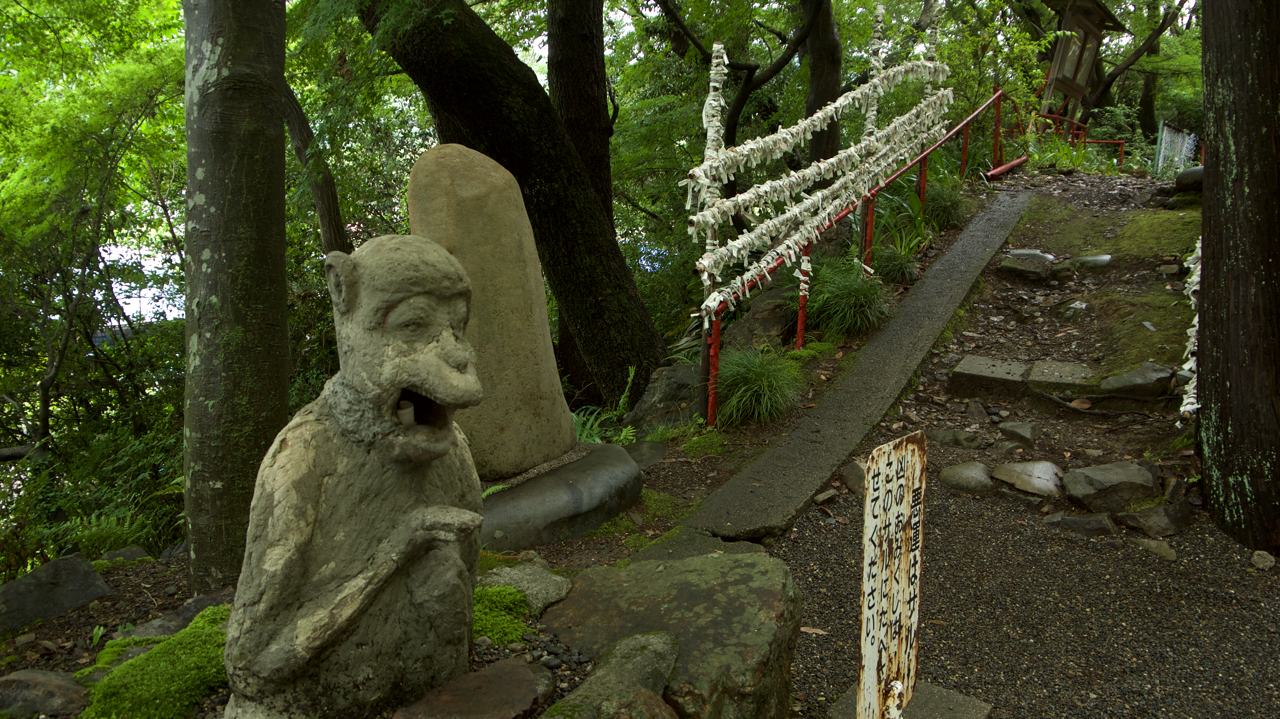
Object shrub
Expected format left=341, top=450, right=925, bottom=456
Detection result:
left=924, top=175, right=967, bottom=230
left=872, top=243, right=920, bottom=285
left=716, top=349, right=803, bottom=426
left=808, top=259, right=891, bottom=339
left=81, top=605, right=230, bottom=719
left=472, top=585, right=531, bottom=644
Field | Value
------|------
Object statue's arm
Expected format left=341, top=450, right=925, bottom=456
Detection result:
left=290, top=503, right=482, bottom=658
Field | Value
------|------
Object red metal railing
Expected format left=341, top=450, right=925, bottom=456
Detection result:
left=1034, top=112, right=1126, bottom=166
left=704, top=87, right=1016, bottom=426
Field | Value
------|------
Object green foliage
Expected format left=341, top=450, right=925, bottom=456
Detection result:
left=76, top=635, right=166, bottom=682
left=572, top=366, right=638, bottom=444
left=472, top=585, right=531, bottom=644
left=81, top=605, right=230, bottom=719
left=872, top=243, right=920, bottom=286
left=716, top=349, right=804, bottom=427
left=591, top=489, right=694, bottom=546
left=91, top=556, right=154, bottom=574
left=681, top=430, right=727, bottom=458
left=645, top=416, right=706, bottom=443
left=808, top=258, right=891, bottom=339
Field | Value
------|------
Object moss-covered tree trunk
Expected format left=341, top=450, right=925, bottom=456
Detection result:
left=357, top=0, right=663, bottom=406
left=182, top=0, right=290, bottom=591
left=1199, top=0, right=1280, bottom=551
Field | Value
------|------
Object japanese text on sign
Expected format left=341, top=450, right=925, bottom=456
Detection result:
left=856, top=431, right=927, bottom=719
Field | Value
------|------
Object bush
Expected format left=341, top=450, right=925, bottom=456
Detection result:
left=872, top=243, right=920, bottom=285
left=925, top=175, right=967, bottom=230
left=472, top=585, right=531, bottom=644
left=808, top=258, right=891, bottom=339
left=716, top=349, right=804, bottom=426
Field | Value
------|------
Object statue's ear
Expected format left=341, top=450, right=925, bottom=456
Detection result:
left=325, top=252, right=358, bottom=315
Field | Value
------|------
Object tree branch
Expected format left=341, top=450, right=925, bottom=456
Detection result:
left=280, top=81, right=352, bottom=255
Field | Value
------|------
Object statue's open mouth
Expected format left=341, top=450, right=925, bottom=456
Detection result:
left=396, top=388, right=450, bottom=430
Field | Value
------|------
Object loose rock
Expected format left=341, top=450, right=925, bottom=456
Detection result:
left=478, top=563, right=572, bottom=617
left=1251, top=551, right=1275, bottom=571
left=1099, top=362, right=1174, bottom=398
left=939, top=462, right=996, bottom=497
left=997, top=421, right=1038, bottom=448
left=991, top=461, right=1064, bottom=497
left=543, top=633, right=680, bottom=719
left=1130, top=538, right=1177, bottom=562
left=1116, top=500, right=1194, bottom=538
left=1062, top=462, right=1159, bottom=514
left=392, top=657, right=553, bottom=719
left=0, top=670, right=88, bottom=719
left=0, top=555, right=112, bottom=635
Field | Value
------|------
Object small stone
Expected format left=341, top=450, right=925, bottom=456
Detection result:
left=1116, top=500, right=1194, bottom=538
left=813, top=489, right=839, bottom=505
left=12, top=634, right=34, bottom=648
left=1072, top=254, right=1112, bottom=270
left=997, top=421, right=1038, bottom=448
left=479, top=563, right=572, bottom=616
left=1130, top=538, right=1177, bottom=562
left=0, top=670, right=88, bottom=718
left=1043, top=512, right=1119, bottom=537
left=1156, top=264, right=1181, bottom=276
left=965, top=399, right=988, bottom=423
left=474, top=636, right=492, bottom=649
left=939, top=462, right=995, bottom=497
left=925, top=428, right=983, bottom=450
left=1099, top=362, right=1174, bottom=398
left=100, top=545, right=150, bottom=563
left=835, top=459, right=866, bottom=496
left=1062, top=462, right=1159, bottom=514
left=991, top=461, right=1064, bottom=497
left=506, top=642, right=525, bottom=652
left=1083, top=449, right=1104, bottom=458
left=1251, top=551, right=1276, bottom=571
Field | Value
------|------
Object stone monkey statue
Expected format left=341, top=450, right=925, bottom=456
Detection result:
left=224, top=235, right=484, bottom=718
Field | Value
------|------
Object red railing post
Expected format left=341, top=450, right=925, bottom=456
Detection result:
left=917, top=155, right=929, bottom=210
left=794, top=242, right=812, bottom=350
left=863, top=192, right=877, bottom=266
left=960, top=124, right=971, bottom=178
left=706, top=315, right=722, bottom=427
left=993, top=86, right=1004, bottom=168
left=1118, top=141, right=1125, bottom=166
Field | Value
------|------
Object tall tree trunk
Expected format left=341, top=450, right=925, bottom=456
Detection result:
left=357, top=0, right=663, bottom=406
left=548, top=0, right=612, bottom=403
left=548, top=0, right=613, bottom=229
left=1138, top=1, right=1162, bottom=141
left=1199, top=0, right=1280, bottom=551
left=803, top=0, right=841, bottom=163
left=182, top=0, right=291, bottom=592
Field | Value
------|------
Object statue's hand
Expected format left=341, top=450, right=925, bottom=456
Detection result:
left=406, top=505, right=483, bottom=550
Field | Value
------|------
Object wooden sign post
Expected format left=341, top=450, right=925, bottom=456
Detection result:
left=856, top=431, right=927, bottom=719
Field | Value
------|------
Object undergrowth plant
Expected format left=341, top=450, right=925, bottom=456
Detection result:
left=872, top=243, right=920, bottom=285
left=716, top=349, right=803, bottom=426
left=571, top=366, right=638, bottom=444
left=808, top=257, right=891, bottom=339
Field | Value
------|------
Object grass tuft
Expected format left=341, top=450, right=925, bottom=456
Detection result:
left=716, top=349, right=804, bottom=427
left=472, top=585, right=531, bottom=644
left=808, top=259, right=891, bottom=339
left=872, top=243, right=920, bottom=285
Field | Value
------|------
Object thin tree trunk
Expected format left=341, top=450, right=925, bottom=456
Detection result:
left=1199, top=0, right=1280, bottom=550
left=183, top=0, right=291, bottom=592
left=357, top=0, right=663, bottom=407
left=281, top=81, right=351, bottom=255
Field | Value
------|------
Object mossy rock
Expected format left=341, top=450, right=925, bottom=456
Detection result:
left=80, top=604, right=229, bottom=719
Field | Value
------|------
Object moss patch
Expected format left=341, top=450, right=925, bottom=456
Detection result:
left=91, top=556, right=154, bottom=574
left=75, top=635, right=166, bottom=682
left=1088, top=287, right=1193, bottom=377
left=681, top=430, right=726, bottom=458
left=477, top=550, right=524, bottom=575
left=472, top=585, right=530, bottom=644
left=1010, top=196, right=1200, bottom=261
left=591, top=489, right=694, bottom=540
left=81, top=604, right=229, bottom=719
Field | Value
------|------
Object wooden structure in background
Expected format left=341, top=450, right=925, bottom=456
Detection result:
left=1040, top=0, right=1127, bottom=119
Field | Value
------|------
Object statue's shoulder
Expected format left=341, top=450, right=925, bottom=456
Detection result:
left=255, top=399, right=339, bottom=488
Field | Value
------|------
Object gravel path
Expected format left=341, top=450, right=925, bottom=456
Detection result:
left=770, top=453, right=1280, bottom=719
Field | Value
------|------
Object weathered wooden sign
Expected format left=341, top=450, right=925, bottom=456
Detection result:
left=856, top=431, right=927, bottom=719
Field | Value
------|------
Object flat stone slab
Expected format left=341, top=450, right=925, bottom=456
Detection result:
left=0, top=555, right=111, bottom=635
left=688, top=192, right=1031, bottom=540
left=481, top=443, right=641, bottom=550
left=1026, top=360, right=1095, bottom=394
left=992, top=461, right=1064, bottom=497
left=829, top=681, right=993, bottom=719
left=1062, top=462, right=1158, bottom=514
left=543, top=553, right=799, bottom=719
left=633, top=525, right=764, bottom=562
left=477, top=563, right=570, bottom=617
left=949, top=355, right=1030, bottom=398
left=392, top=657, right=552, bottom=719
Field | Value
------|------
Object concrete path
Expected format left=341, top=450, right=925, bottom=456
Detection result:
left=686, top=191, right=1031, bottom=541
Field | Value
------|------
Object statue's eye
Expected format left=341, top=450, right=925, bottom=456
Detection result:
left=396, top=319, right=424, bottom=332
